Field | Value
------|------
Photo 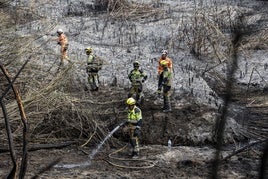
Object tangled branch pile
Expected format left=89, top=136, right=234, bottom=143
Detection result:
left=95, top=0, right=163, bottom=20
left=0, top=2, right=123, bottom=147
left=180, top=5, right=268, bottom=62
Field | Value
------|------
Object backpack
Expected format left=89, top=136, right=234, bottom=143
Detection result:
left=87, top=55, right=103, bottom=72
left=94, top=55, right=103, bottom=71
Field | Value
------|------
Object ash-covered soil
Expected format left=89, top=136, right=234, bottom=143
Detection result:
left=1, top=0, right=268, bottom=178
left=0, top=143, right=261, bottom=178
left=0, top=86, right=264, bottom=179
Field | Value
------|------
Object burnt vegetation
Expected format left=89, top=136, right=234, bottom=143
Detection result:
left=0, top=0, right=268, bottom=178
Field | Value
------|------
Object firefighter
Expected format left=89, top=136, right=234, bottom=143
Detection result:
left=85, top=47, right=102, bottom=91
left=157, top=60, right=172, bottom=112
left=125, top=97, right=142, bottom=158
left=56, top=29, right=69, bottom=64
left=128, top=61, right=147, bottom=105
left=157, top=50, right=173, bottom=75
left=157, top=50, right=172, bottom=96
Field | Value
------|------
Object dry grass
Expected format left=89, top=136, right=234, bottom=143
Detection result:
left=0, top=0, right=163, bottom=146
left=0, top=2, right=116, bottom=146
left=98, top=0, right=163, bottom=20
left=180, top=4, right=268, bottom=64
left=0, top=62, right=117, bottom=146
left=240, top=29, right=268, bottom=50
left=1, top=0, right=267, bottom=146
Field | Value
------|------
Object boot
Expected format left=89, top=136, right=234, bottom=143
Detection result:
left=163, top=108, right=172, bottom=113
left=131, top=151, right=139, bottom=159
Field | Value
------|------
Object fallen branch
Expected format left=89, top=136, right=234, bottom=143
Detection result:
left=1, top=59, right=31, bottom=178
left=0, top=100, right=18, bottom=178
left=0, top=147, right=9, bottom=153
left=222, top=139, right=268, bottom=161
left=1, top=58, right=30, bottom=179
left=31, top=157, right=62, bottom=179
left=28, top=141, right=76, bottom=151
left=0, top=60, right=29, bottom=101
left=0, top=141, right=76, bottom=153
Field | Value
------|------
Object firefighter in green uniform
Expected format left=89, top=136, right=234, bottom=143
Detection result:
left=125, top=97, right=142, bottom=158
left=157, top=60, right=172, bottom=112
left=128, top=61, right=147, bottom=105
left=85, top=47, right=102, bottom=91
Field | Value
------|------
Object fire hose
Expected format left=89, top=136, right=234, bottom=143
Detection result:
left=105, top=144, right=157, bottom=169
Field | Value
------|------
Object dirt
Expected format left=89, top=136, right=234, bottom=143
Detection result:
left=0, top=143, right=261, bottom=179
left=1, top=0, right=268, bottom=178
left=0, top=86, right=264, bottom=179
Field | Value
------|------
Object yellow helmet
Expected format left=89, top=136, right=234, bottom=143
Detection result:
left=160, top=60, right=168, bottom=67
left=126, top=97, right=136, bottom=105
left=85, top=47, right=92, bottom=54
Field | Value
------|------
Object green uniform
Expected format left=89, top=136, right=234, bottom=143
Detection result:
left=158, top=66, right=172, bottom=111
left=86, top=53, right=101, bottom=91
left=128, top=68, right=147, bottom=104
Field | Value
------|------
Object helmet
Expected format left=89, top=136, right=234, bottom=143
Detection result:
left=85, top=47, right=92, bottom=54
left=57, top=29, right=63, bottom=34
left=126, top=97, right=136, bottom=105
left=133, top=61, right=140, bottom=68
left=162, top=50, right=168, bottom=55
left=160, top=60, right=168, bottom=67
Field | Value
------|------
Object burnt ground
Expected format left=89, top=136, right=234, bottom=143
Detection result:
left=0, top=134, right=263, bottom=179
left=0, top=85, right=266, bottom=178
left=0, top=138, right=263, bottom=179
left=1, top=0, right=268, bottom=178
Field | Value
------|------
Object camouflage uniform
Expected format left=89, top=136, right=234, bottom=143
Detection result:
left=86, top=53, right=101, bottom=91
left=128, top=63, right=147, bottom=105
left=158, top=65, right=172, bottom=112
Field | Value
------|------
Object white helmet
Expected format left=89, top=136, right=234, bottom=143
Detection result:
left=57, top=29, right=63, bottom=34
left=162, top=50, right=168, bottom=55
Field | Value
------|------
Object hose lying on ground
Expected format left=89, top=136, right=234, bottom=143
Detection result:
left=105, top=144, right=157, bottom=169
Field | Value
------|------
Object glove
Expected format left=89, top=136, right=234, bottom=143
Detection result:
left=133, top=127, right=140, bottom=137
